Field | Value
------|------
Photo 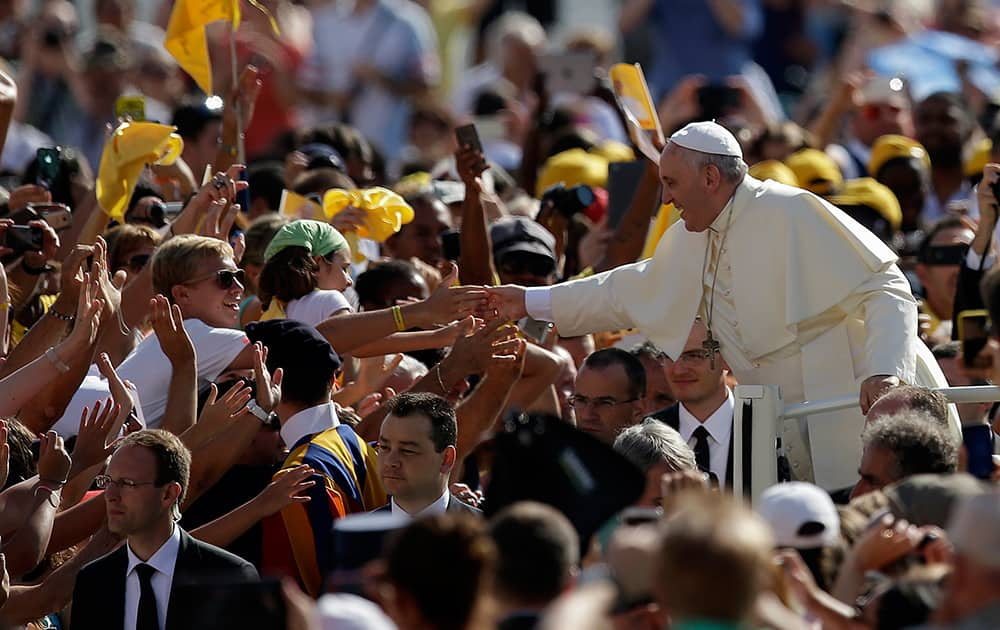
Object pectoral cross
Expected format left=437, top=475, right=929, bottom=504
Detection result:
left=703, top=329, right=721, bottom=370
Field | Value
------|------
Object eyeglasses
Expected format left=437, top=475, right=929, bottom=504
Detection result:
left=95, top=474, right=159, bottom=490
left=184, top=268, right=245, bottom=290
left=673, top=349, right=715, bottom=366
left=567, top=395, right=638, bottom=410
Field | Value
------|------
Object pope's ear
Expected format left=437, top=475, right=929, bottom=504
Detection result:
left=703, top=163, right=722, bottom=189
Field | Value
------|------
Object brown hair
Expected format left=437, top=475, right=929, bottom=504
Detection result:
left=653, top=493, right=773, bottom=623
left=117, top=429, right=192, bottom=503
left=385, top=514, right=496, bottom=630
left=105, top=224, right=162, bottom=270
left=256, top=245, right=319, bottom=309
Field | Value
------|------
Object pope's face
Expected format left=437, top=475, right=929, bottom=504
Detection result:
left=659, top=144, right=714, bottom=232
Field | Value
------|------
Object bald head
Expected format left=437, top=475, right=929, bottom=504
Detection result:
left=866, top=386, right=949, bottom=428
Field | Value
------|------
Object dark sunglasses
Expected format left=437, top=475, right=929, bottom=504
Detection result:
left=185, top=268, right=246, bottom=290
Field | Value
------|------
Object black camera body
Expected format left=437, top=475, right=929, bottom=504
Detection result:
left=540, top=183, right=595, bottom=219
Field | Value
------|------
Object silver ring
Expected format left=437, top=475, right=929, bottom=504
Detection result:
left=212, top=175, right=227, bottom=190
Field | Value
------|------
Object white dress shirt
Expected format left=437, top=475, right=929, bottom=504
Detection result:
left=677, top=390, right=735, bottom=483
left=124, top=525, right=181, bottom=630
left=280, top=402, right=341, bottom=449
left=389, top=489, right=450, bottom=519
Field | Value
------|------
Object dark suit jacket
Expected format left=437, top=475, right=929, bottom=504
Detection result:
left=71, top=528, right=259, bottom=630
left=372, top=494, right=483, bottom=516
left=647, top=402, right=734, bottom=489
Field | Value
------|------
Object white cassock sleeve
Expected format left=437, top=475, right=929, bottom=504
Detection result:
left=857, top=263, right=919, bottom=382
left=524, top=287, right=556, bottom=322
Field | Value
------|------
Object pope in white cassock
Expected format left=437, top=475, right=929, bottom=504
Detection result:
left=488, top=121, right=954, bottom=490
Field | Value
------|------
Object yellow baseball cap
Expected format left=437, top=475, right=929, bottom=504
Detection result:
left=964, top=137, right=992, bottom=179
left=749, top=160, right=799, bottom=187
left=825, top=177, right=902, bottom=231
left=868, top=134, right=931, bottom=177
left=784, top=148, right=843, bottom=196
left=536, top=148, right=609, bottom=197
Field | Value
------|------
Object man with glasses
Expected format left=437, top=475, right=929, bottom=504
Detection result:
left=648, top=319, right=734, bottom=487
left=571, top=348, right=646, bottom=443
left=72, top=429, right=258, bottom=630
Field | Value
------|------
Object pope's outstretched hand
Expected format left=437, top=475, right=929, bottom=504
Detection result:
left=484, top=285, right=528, bottom=322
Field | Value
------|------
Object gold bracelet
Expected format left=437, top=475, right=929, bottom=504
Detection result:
left=391, top=305, right=406, bottom=332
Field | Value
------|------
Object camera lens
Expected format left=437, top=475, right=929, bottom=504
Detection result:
left=42, top=28, right=63, bottom=47
left=148, top=201, right=167, bottom=228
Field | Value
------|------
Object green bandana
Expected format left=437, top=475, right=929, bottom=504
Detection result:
left=263, top=219, right=348, bottom=262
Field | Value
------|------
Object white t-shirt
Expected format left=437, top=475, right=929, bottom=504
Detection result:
left=52, top=320, right=249, bottom=437
left=285, top=290, right=353, bottom=328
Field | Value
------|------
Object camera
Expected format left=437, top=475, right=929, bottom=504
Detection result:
left=540, top=183, right=595, bottom=219
left=41, top=26, right=67, bottom=48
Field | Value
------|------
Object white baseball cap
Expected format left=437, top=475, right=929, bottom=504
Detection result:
left=756, top=482, right=840, bottom=549
left=947, top=489, right=1000, bottom=568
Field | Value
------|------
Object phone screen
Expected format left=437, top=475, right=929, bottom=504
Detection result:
left=35, top=147, right=61, bottom=189
left=606, top=160, right=647, bottom=230
left=958, top=310, right=991, bottom=368
left=962, top=424, right=995, bottom=480
left=454, top=124, right=483, bottom=153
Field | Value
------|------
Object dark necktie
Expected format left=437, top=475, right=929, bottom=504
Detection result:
left=135, top=563, right=159, bottom=630
left=692, top=426, right=711, bottom=476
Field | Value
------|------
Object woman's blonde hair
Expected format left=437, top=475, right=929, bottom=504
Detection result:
left=152, top=235, right=234, bottom=302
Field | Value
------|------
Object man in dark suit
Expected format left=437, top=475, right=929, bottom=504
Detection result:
left=648, top=319, right=734, bottom=488
left=373, top=392, right=481, bottom=517
left=71, top=430, right=258, bottom=630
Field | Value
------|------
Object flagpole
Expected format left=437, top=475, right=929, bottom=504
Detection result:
left=228, top=28, right=245, bottom=164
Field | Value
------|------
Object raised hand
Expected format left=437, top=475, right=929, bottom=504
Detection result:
left=419, top=263, right=488, bottom=327
left=64, top=271, right=105, bottom=353
left=37, top=431, right=71, bottom=485
left=256, top=465, right=315, bottom=516
left=253, top=343, right=283, bottom=412
left=70, top=397, right=121, bottom=475
left=150, top=295, right=195, bottom=367
left=198, top=382, right=254, bottom=435
left=97, top=352, right=138, bottom=437
left=482, top=285, right=528, bottom=322
left=90, top=236, right=128, bottom=326
left=451, top=319, right=519, bottom=376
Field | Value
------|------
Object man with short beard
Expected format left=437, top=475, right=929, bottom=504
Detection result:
left=914, top=92, right=979, bottom=222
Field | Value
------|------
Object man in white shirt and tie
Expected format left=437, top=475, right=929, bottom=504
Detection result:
left=648, top=319, right=734, bottom=487
left=374, top=392, right=481, bottom=517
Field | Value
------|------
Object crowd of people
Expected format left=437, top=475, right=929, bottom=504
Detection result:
left=0, top=0, right=997, bottom=629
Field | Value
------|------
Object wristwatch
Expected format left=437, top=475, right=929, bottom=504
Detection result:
left=245, top=399, right=272, bottom=424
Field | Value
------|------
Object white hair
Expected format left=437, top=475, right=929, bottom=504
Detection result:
left=676, top=146, right=748, bottom=183
left=614, top=419, right=697, bottom=473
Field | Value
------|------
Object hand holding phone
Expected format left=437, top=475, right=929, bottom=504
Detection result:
left=454, top=124, right=483, bottom=153
left=34, top=147, right=61, bottom=190
left=957, top=310, right=992, bottom=369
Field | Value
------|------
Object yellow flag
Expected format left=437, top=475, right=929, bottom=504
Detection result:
left=97, top=122, right=184, bottom=222
left=164, top=0, right=240, bottom=95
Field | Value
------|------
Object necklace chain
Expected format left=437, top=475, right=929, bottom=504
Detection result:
left=699, top=203, right=735, bottom=339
